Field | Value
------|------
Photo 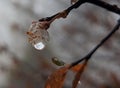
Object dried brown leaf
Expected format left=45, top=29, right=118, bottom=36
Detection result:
left=70, top=64, right=83, bottom=72
left=72, top=60, right=88, bottom=88
left=44, top=65, right=69, bottom=88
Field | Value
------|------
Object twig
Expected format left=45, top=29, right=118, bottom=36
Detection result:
left=37, top=0, right=120, bottom=67
left=87, top=0, right=120, bottom=15
left=70, top=18, right=120, bottom=67
left=39, top=0, right=120, bottom=22
left=67, top=0, right=120, bottom=15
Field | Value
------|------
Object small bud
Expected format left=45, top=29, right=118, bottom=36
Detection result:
left=52, top=57, right=65, bottom=66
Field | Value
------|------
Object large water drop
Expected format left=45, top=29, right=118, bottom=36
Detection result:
left=27, top=21, right=50, bottom=50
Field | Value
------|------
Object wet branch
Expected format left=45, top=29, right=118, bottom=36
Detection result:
left=70, top=18, right=120, bottom=67
left=87, top=0, right=120, bottom=15
left=37, top=0, right=120, bottom=67
left=39, top=0, right=120, bottom=21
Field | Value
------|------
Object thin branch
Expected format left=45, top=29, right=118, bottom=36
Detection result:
left=87, top=0, right=120, bottom=15
left=37, top=0, right=120, bottom=67
left=70, top=18, right=120, bottom=67
left=39, top=0, right=120, bottom=22
left=66, top=0, right=85, bottom=13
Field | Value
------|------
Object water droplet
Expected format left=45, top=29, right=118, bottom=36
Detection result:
left=34, top=42, right=45, bottom=50
left=27, top=21, right=50, bottom=50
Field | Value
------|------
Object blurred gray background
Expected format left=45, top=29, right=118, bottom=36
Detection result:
left=0, top=0, right=120, bottom=88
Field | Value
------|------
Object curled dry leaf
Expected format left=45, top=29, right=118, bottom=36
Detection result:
left=44, top=65, right=69, bottom=88
left=70, top=64, right=83, bottom=72
left=72, top=60, right=88, bottom=88
left=71, top=0, right=78, bottom=5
